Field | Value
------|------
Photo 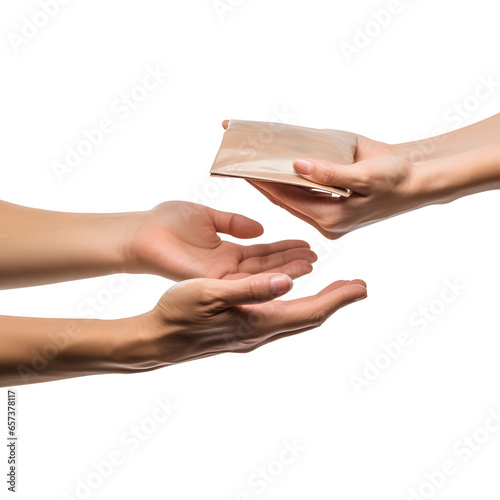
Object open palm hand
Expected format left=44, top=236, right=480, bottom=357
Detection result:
left=127, top=201, right=317, bottom=281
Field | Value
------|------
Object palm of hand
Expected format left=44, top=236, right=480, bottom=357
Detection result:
left=130, top=202, right=316, bottom=281
left=160, top=219, right=249, bottom=280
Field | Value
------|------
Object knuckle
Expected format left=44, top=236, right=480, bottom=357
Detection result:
left=234, top=342, right=258, bottom=354
left=315, top=164, right=335, bottom=185
left=320, top=211, right=354, bottom=234
left=267, top=197, right=280, bottom=208
left=318, top=213, right=338, bottom=232
left=195, top=280, right=212, bottom=302
left=356, top=165, right=373, bottom=187
left=245, top=277, right=262, bottom=303
left=196, top=280, right=224, bottom=309
left=309, top=310, right=326, bottom=328
left=324, top=231, right=344, bottom=240
left=232, top=322, right=259, bottom=353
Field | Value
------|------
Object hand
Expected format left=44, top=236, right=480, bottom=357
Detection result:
left=0, top=273, right=366, bottom=385
left=249, top=156, right=423, bottom=239
left=220, top=120, right=416, bottom=239
left=125, top=273, right=367, bottom=368
left=125, top=201, right=318, bottom=280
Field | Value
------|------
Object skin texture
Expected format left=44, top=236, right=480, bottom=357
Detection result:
left=1, top=275, right=367, bottom=386
left=124, top=201, right=317, bottom=281
left=0, top=199, right=366, bottom=386
left=0, top=200, right=317, bottom=289
left=222, top=113, right=500, bottom=239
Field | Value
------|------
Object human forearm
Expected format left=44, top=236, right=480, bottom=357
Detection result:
left=0, top=201, right=135, bottom=289
left=0, top=315, right=139, bottom=386
left=413, top=143, right=500, bottom=206
left=0, top=200, right=317, bottom=288
left=393, top=113, right=500, bottom=162
left=1, top=273, right=367, bottom=387
left=254, top=140, right=500, bottom=239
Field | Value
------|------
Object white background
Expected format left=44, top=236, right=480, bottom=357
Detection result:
left=1, top=1, right=500, bottom=499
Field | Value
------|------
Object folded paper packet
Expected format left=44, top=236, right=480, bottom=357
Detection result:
left=210, top=119, right=357, bottom=196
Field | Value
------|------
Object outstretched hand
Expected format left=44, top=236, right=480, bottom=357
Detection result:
left=126, top=201, right=317, bottom=280
left=129, top=273, right=367, bottom=367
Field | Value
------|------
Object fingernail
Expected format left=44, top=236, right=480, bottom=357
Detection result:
left=293, top=159, right=313, bottom=175
left=270, top=275, right=293, bottom=295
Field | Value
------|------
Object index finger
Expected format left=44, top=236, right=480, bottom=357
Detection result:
left=250, top=180, right=341, bottom=227
left=244, top=280, right=367, bottom=336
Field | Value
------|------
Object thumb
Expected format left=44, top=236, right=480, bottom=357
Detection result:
left=215, top=273, right=293, bottom=306
left=211, top=209, right=264, bottom=239
left=293, top=158, right=370, bottom=194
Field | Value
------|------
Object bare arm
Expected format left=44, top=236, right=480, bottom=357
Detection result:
left=0, top=201, right=129, bottom=289
left=244, top=114, right=500, bottom=239
left=250, top=142, right=500, bottom=239
left=393, top=113, right=500, bottom=162
left=0, top=274, right=367, bottom=387
left=0, top=200, right=317, bottom=289
left=0, top=314, right=132, bottom=386
left=415, top=143, right=500, bottom=204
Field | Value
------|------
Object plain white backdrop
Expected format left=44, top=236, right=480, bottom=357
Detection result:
left=1, top=0, right=500, bottom=499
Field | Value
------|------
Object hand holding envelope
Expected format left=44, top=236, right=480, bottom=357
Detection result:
left=210, top=119, right=357, bottom=196
left=211, top=119, right=426, bottom=239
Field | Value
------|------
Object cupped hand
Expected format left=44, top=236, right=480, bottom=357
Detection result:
left=125, top=201, right=317, bottom=281
left=248, top=155, right=423, bottom=239
left=129, top=273, right=367, bottom=367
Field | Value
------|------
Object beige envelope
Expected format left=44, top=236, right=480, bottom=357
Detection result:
left=210, top=119, right=356, bottom=196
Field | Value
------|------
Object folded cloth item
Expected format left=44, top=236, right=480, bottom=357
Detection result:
left=210, top=119, right=357, bottom=196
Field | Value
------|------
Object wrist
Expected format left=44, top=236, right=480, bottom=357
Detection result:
left=58, top=318, right=137, bottom=376
left=52, top=211, right=136, bottom=278
left=109, top=313, right=170, bottom=372
left=0, top=207, right=143, bottom=289
left=391, top=133, right=451, bottom=163
left=107, top=210, right=151, bottom=275
left=90, top=213, right=134, bottom=271
left=59, top=314, right=167, bottom=377
left=410, top=144, right=500, bottom=207
left=117, top=207, right=175, bottom=277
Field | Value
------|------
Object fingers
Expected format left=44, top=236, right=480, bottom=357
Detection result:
left=160, top=277, right=367, bottom=358
left=239, top=246, right=317, bottom=274
left=241, top=238, right=311, bottom=259
left=213, top=273, right=293, bottom=306
left=211, top=209, right=264, bottom=239
left=222, top=259, right=313, bottom=281
left=295, top=280, right=367, bottom=314
left=253, top=259, right=314, bottom=280
left=248, top=180, right=343, bottom=239
left=293, top=158, right=370, bottom=194
left=316, top=278, right=366, bottom=297
left=230, top=279, right=367, bottom=353
left=294, top=280, right=368, bottom=322
left=255, top=280, right=367, bottom=334
left=250, top=180, right=334, bottom=212
left=249, top=180, right=341, bottom=230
